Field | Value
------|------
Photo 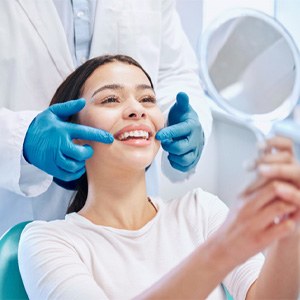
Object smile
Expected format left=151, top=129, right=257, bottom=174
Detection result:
left=118, top=130, right=150, bottom=141
left=114, top=124, right=154, bottom=142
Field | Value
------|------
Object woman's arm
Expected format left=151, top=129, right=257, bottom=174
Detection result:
left=137, top=137, right=300, bottom=299
left=248, top=233, right=300, bottom=299
left=245, top=137, right=300, bottom=299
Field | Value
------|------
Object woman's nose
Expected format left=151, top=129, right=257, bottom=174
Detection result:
left=123, top=101, right=146, bottom=120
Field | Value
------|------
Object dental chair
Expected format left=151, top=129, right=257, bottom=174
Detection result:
left=0, top=221, right=31, bottom=300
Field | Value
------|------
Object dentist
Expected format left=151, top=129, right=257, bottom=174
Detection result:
left=0, top=0, right=212, bottom=235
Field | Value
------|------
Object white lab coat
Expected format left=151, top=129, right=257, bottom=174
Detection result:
left=0, top=0, right=212, bottom=235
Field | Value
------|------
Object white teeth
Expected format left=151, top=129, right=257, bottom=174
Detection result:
left=118, top=130, right=149, bottom=140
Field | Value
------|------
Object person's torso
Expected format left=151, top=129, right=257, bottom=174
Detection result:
left=0, top=0, right=162, bottom=111
left=47, top=193, right=227, bottom=299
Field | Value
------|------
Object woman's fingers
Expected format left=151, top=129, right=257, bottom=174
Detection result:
left=247, top=181, right=300, bottom=208
left=264, top=136, right=294, bottom=154
left=242, top=160, right=299, bottom=196
left=242, top=136, right=299, bottom=195
left=259, top=218, right=297, bottom=246
left=258, top=199, right=297, bottom=228
left=258, top=163, right=300, bottom=188
left=241, top=176, right=269, bottom=196
left=258, top=151, right=294, bottom=165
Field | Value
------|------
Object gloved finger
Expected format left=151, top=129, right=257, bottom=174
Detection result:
left=175, top=92, right=190, bottom=113
left=68, top=123, right=114, bottom=144
left=56, top=166, right=86, bottom=182
left=49, top=98, right=86, bottom=120
left=55, top=151, right=86, bottom=173
left=168, top=150, right=199, bottom=168
left=62, top=142, right=94, bottom=162
left=161, top=138, right=194, bottom=155
left=155, top=121, right=191, bottom=141
left=168, top=158, right=198, bottom=173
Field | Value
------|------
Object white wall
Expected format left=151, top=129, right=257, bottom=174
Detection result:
left=202, top=0, right=274, bottom=29
left=176, top=0, right=203, bottom=51
left=275, top=0, right=300, bottom=49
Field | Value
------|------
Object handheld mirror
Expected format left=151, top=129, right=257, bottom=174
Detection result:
left=198, top=9, right=300, bottom=144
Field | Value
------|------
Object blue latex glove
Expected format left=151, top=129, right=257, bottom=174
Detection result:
left=23, top=99, right=114, bottom=182
left=156, top=92, right=204, bottom=172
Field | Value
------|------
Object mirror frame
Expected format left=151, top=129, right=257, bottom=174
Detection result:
left=199, top=8, right=300, bottom=126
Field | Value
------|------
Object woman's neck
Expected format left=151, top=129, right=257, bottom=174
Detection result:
left=78, top=166, right=156, bottom=230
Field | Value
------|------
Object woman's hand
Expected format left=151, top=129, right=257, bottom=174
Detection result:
left=216, top=136, right=300, bottom=266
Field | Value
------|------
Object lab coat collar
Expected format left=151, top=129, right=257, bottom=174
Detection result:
left=16, top=0, right=74, bottom=79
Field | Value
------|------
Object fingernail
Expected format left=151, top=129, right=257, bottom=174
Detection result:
left=276, top=185, right=290, bottom=196
left=258, top=164, right=272, bottom=174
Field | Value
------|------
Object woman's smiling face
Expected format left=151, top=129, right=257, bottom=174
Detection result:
left=78, top=61, right=165, bottom=171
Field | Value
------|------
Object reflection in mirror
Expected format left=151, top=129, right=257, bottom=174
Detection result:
left=199, top=9, right=300, bottom=139
left=209, top=16, right=295, bottom=114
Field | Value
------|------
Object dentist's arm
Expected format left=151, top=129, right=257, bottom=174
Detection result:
left=0, top=107, right=50, bottom=196
left=156, top=0, right=212, bottom=174
left=23, top=99, right=114, bottom=182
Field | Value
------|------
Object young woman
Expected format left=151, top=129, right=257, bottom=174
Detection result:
left=19, top=55, right=300, bottom=300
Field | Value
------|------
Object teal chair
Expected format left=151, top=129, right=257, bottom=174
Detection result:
left=224, top=286, right=234, bottom=300
left=0, top=221, right=31, bottom=300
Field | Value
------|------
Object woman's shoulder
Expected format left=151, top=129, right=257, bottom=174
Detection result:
left=156, top=188, right=229, bottom=235
left=22, top=218, right=67, bottom=232
left=160, top=188, right=228, bottom=212
left=20, top=214, right=80, bottom=244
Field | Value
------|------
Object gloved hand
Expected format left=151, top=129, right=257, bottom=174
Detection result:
left=23, top=99, right=114, bottom=182
left=156, top=92, right=204, bottom=172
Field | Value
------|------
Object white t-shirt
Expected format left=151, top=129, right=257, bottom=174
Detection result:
left=18, top=188, right=264, bottom=300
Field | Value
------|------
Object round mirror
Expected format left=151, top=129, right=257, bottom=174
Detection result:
left=199, top=9, right=300, bottom=138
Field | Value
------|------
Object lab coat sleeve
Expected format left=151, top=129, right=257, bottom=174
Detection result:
left=156, top=0, right=212, bottom=180
left=0, top=108, right=52, bottom=196
left=157, top=0, right=212, bottom=141
left=18, top=222, right=108, bottom=300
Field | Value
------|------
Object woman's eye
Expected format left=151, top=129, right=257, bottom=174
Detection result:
left=140, top=96, right=157, bottom=104
left=100, top=96, right=119, bottom=104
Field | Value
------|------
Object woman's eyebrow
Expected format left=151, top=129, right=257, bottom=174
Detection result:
left=92, top=84, right=123, bottom=97
left=92, top=84, right=154, bottom=98
left=136, top=84, right=153, bottom=91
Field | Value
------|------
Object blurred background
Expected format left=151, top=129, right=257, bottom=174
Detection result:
left=158, top=0, right=300, bottom=207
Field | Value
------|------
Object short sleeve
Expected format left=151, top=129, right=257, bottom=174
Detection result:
left=223, top=253, right=264, bottom=300
left=18, top=221, right=109, bottom=300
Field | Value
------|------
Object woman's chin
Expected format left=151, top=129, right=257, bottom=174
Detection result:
left=122, top=157, right=153, bottom=171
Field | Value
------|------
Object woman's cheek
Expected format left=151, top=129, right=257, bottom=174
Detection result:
left=155, top=110, right=165, bottom=131
left=75, top=108, right=116, bottom=146
left=82, top=108, right=116, bottom=132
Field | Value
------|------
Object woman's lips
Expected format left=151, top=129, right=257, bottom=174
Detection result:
left=114, top=124, right=154, bottom=146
